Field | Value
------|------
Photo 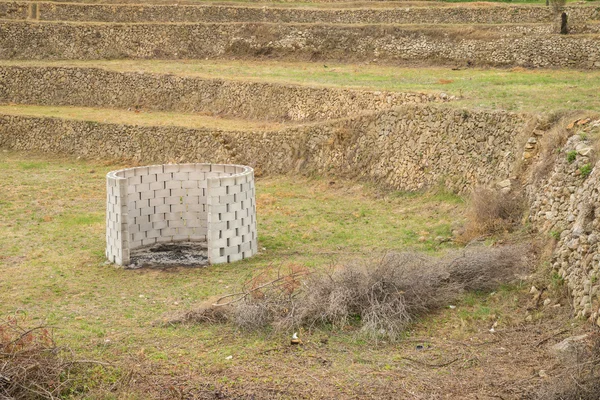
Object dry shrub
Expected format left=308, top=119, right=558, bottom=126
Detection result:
left=280, top=247, right=524, bottom=340
left=1, top=315, right=122, bottom=399
left=1, top=316, right=62, bottom=399
left=165, top=305, right=231, bottom=325
left=459, top=187, right=525, bottom=243
left=537, top=330, right=600, bottom=400
left=183, top=246, right=526, bottom=341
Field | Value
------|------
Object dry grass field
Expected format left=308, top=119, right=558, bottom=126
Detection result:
left=2, top=0, right=600, bottom=398
left=0, top=151, right=591, bottom=399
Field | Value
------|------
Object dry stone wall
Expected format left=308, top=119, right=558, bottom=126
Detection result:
left=0, top=104, right=531, bottom=193
left=0, top=65, right=446, bottom=122
left=528, top=129, right=600, bottom=326
left=8, top=2, right=598, bottom=25
left=106, top=163, right=257, bottom=266
left=1, top=21, right=599, bottom=68
left=0, top=2, right=28, bottom=19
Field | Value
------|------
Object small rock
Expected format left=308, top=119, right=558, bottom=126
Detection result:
left=567, top=238, right=580, bottom=250
left=576, top=144, right=593, bottom=156
left=551, top=335, right=588, bottom=357
left=496, top=179, right=511, bottom=189
left=577, top=118, right=591, bottom=126
left=538, top=370, right=548, bottom=378
left=543, top=298, right=552, bottom=306
left=530, top=286, right=540, bottom=295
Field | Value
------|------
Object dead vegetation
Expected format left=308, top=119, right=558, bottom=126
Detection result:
left=0, top=315, right=72, bottom=399
left=458, top=187, right=525, bottom=244
left=538, top=329, right=600, bottom=400
left=169, top=246, right=528, bottom=341
left=0, top=315, right=120, bottom=400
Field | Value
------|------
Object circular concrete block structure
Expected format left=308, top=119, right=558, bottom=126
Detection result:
left=106, top=163, right=257, bottom=267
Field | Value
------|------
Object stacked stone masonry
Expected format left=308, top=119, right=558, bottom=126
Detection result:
left=3, top=2, right=598, bottom=25
left=1, top=22, right=600, bottom=68
left=0, top=104, right=531, bottom=193
left=0, top=66, right=447, bottom=122
left=528, top=130, right=600, bottom=326
left=106, top=163, right=257, bottom=266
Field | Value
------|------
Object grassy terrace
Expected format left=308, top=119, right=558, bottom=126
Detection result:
left=0, top=105, right=289, bottom=130
left=24, top=0, right=585, bottom=5
left=2, top=0, right=562, bottom=6
left=3, top=60, right=600, bottom=113
left=0, top=151, right=577, bottom=398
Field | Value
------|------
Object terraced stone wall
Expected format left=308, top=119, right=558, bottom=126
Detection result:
left=0, top=104, right=532, bottom=193
left=528, top=131, right=600, bottom=326
left=7, top=2, right=598, bottom=24
left=1, top=22, right=599, bottom=68
left=0, top=66, right=447, bottom=122
left=0, top=2, right=28, bottom=19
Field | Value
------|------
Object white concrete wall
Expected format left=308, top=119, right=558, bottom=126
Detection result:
left=106, top=163, right=257, bottom=266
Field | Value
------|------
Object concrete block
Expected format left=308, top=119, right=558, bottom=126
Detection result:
left=170, top=188, right=187, bottom=198
left=155, top=204, right=170, bottom=214
left=153, top=220, right=168, bottom=230
left=155, top=172, right=172, bottom=182
left=172, top=234, right=190, bottom=242
left=146, top=229, right=161, bottom=239
left=149, top=197, right=166, bottom=207
left=182, top=180, right=199, bottom=189
left=229, top=235, right=243, bottom=247
left=172, top=172, right=189, bottom=181
left=134, top=166, right=150, bottom=176
left=165, top=196, right=183, bottom=205
left=196, top=164, right=212, bottom=173
left=139, top=190, right=154, bottom=201
left=142, top=237, right=157, bottom=246
left=170, top=204, right=187, bottom=213
left=147, top=165, right=164, bottom=175
left=165, top=180, right=182, bottom=189
left=154, top=189, right=170, bottom=199
left=229, top=252, right=243, bottom=263
left=149, top=180, right=165, bottom=191
left=141, top=174, right=157, bottom=184
left=163, top=164, right=180, bottom=174
left=178, top=164, right=197, bottom=173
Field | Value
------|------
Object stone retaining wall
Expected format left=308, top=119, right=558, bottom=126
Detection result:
left=1, top=21, right=599, bottom=68
left=528, top=129, right=600, bottom=326
left=106, top=163, right=257, bottom=265
left=4, top=2, right=599, bottom=25
left=0, top=2, right=28, bottom=19
left=0, top=65, right=446, bottom=122
left=0, top=104, right=532, bottom=193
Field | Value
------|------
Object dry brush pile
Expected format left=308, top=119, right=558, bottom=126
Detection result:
left=171, top=246, right=528, bottom=341
left=0, top=315, right=119, bottom=400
